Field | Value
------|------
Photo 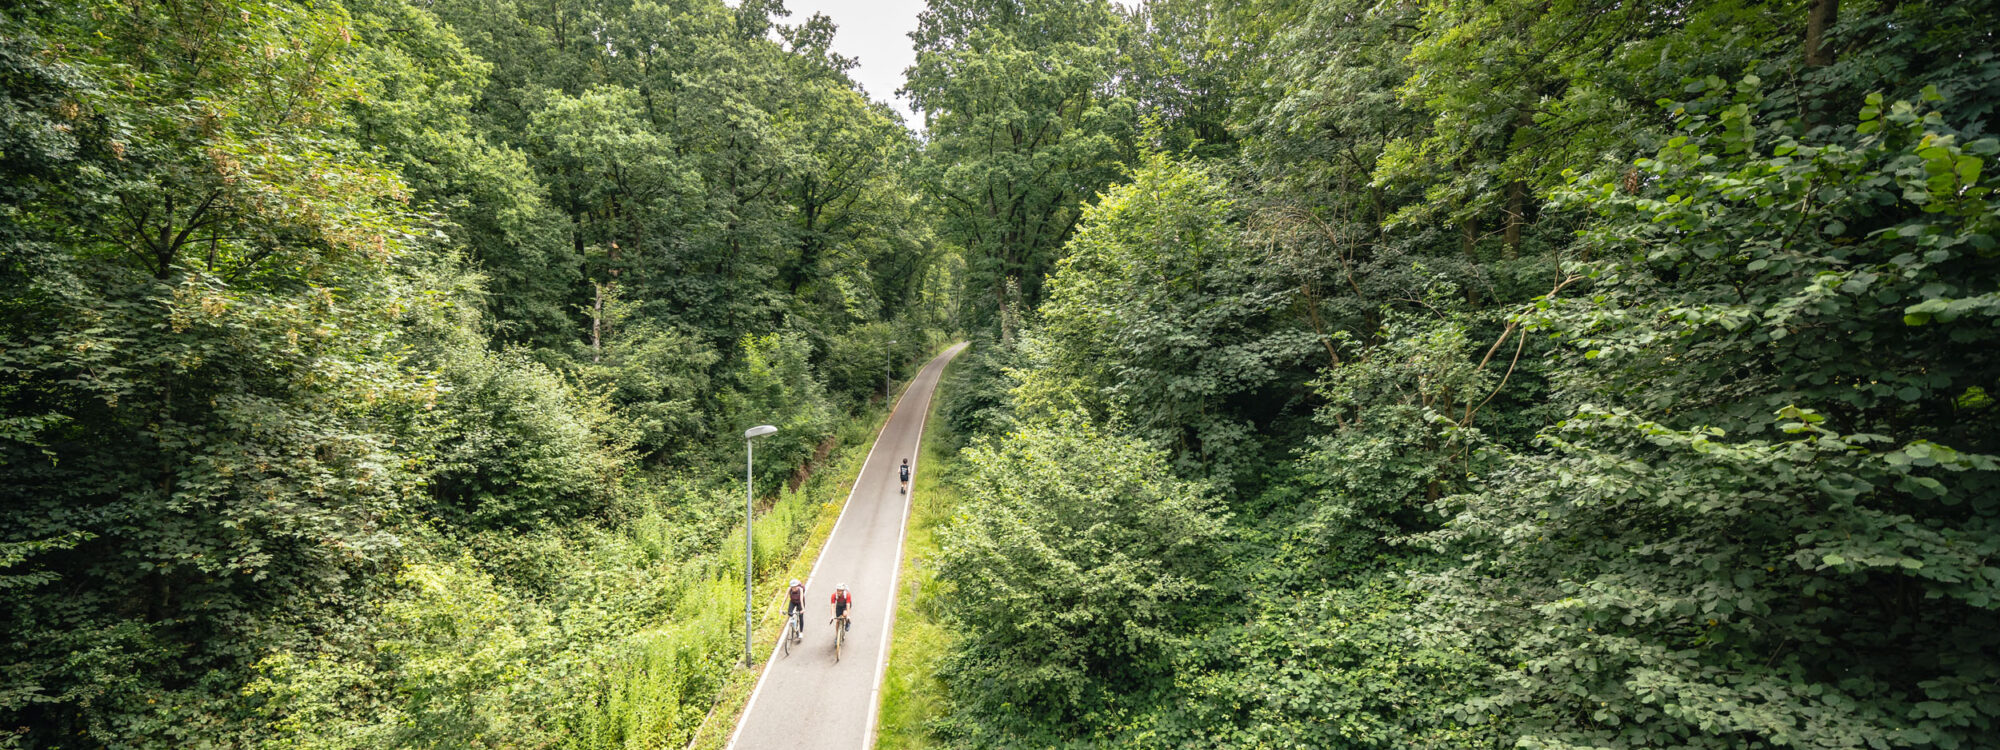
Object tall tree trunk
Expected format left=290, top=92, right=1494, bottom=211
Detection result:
left=1461, top=214, right=1479, bottom=260
left=591, top=282, right=603, bottom=363
left=574, top=214, right=592, bottom=355
left=1503, top=109, right=1534, bottom=260
left=1462, top=214, right=1482, bottom=304
left=997, top=275, right=1017, bottom=344
left=1504, top=179, right=1525, bottom=260
left=1805, top=0, right=1840, bottom=68
left=604, top=239, right=620, bottom=349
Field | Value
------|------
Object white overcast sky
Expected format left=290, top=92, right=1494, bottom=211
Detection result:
left=742, top=1, right=1144, bottom=129
left=773, top=0, right=931, bottom=127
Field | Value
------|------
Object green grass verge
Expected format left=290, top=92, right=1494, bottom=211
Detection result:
left=873, top=361, right=963, bottom=750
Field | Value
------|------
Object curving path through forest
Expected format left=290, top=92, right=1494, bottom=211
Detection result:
left=727, top=342, right=967, bottom=750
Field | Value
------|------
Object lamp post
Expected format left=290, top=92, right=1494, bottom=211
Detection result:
left=885, top=340, right=897, bottom=399
left=742, top=424, right=777, bottom=665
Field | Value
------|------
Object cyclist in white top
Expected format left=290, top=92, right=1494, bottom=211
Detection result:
left=786, top=578, right=806, bottom=636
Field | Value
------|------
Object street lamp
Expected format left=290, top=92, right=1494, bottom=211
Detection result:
left=885, top=339, right=898, bottom=399
left=743, top=424, right=777, bottom=665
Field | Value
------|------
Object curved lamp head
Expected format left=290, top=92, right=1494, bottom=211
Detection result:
left=744, top=425, right=778, bottom=439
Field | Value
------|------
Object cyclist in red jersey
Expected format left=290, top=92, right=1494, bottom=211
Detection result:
left=830, top=584, right=853, bottom=633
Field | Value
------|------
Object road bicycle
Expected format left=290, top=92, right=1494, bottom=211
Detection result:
left=781, top=608, right=803, bottom=657
left=831, top=614, right=850, bottom=662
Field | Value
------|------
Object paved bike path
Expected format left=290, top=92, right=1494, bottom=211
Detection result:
left=727, top=342, right=967, bottom=750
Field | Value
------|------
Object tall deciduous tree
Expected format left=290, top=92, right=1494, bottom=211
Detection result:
left=905, top=0, right=1137, bottom=341
left=1026, top=153, right=1316, bottom=480
left=1, top=2, right=440, bottom=740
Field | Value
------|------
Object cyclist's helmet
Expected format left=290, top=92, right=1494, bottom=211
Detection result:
left=790, top=579, right=801, bottom=587
left=837, top=583, right=848, bottom=591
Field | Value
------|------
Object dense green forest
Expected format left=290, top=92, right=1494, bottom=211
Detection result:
left=4, top=0, right=1998, bottom=747
left=3, top=0, right=950, bottom=746
left=917, top=0, right=2000, bottom=747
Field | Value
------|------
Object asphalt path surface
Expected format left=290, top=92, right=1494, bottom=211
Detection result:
left=728, top=342, right=967, bottom=750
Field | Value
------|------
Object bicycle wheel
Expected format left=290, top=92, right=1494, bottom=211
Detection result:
left=781, top=615, right=795, bottom=657
left=833, top=618, right=844, bottom=662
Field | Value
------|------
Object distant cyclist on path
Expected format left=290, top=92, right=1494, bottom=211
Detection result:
left=899, top=458, right=911, bottom=495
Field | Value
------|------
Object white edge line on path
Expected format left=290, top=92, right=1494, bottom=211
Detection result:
left=723, top=346, right=950, bottom=750
left=863, top=342, right=962, bottom=749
